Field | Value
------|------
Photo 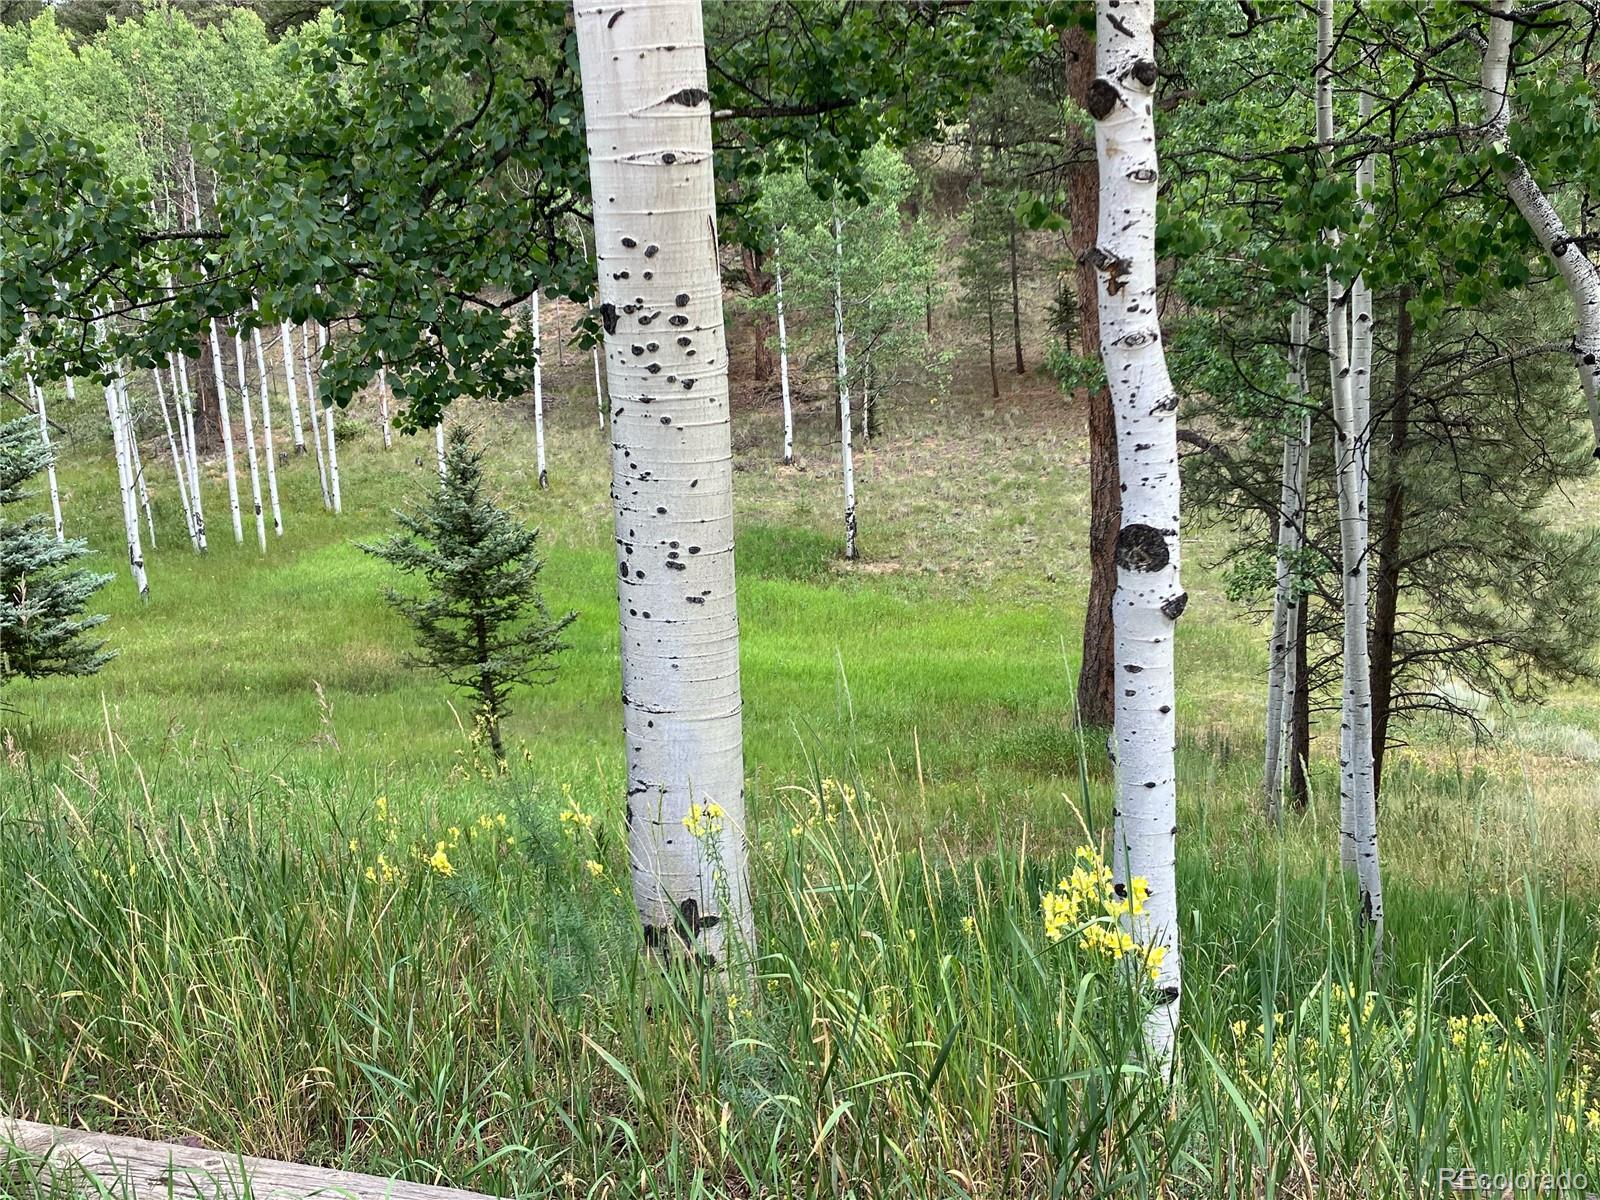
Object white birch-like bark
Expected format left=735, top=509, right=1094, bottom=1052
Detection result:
left=115, top=365, right=156, bottom=550
left=576, top=0, right=753, bottom=965
left=171, top=355, right=206, bottom=551
left=1318, top=0, right=1382, bottom=950
left=249, top=322, right=284, bottom=536
left=279, top=321, right=307, bottom=453
left=377, top=360, right=393, bottom=450
left=532, top=294, right=548, bottom=489
left=832, top=204, right=858, bottom=561
left=1265, top=305, right=1312, bottom=816
left=21, top=350, right=63, bottom=542
left=299, top=327, right=332, bottom=510
left=208, top=318, right=245, bottom=544
left=315, top=321, right=342, bottom=515
left=1480, top=0, right=1600, bottom=451
left=1090, top=0, right=1182, bottom=1062
left=233, top=329, right=268, bottom=552
left=151, top=367, right=199, bottom=550
left=775, top=244, right=794, bottom=465
left=99, top=351, right=148, bottom=599
left=435, top=419, right=447, bottom=480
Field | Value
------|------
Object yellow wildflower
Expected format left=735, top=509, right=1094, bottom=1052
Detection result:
left=682, top=801, right=725, bottom=839
left=428, top=842, right=455, bottom=877
left=962, top=915, right=977, bottom=935
left=585, top=859, right=605, bottom=878
left=559, top=796, right=594, bottom=834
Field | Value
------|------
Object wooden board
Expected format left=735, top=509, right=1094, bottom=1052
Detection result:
left=1, top=1120, right=495, bottom=1200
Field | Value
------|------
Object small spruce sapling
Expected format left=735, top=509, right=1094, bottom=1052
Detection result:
left=1, top=417, right=113, bottom=691
left=360, top=426, right=574, bottom=759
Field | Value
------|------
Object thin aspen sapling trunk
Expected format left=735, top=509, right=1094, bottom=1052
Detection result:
left=171, top=357, right=206, bottom=550
left=1088, top=0, right=1183, bottom=1063
left=832, top=203, right=858, bottom=561
left=316, top=321, right=342, bottom=515
left=300, top=327, right=332, bottom=509
left=576, top=0, right=753, bottom=965
left=279, top=321, right=307, bottom=453
left=377, top=359, right=393, bottom=450
left=233, top=330, right=268, bottom=551
left=775, top=245, right=794, bottom=466
left=117, top=369, right=155, bottom=550
left=152, top=367, right=199, bottom=550
left=532, top=295, right=548, bottom=489
left=249, top=323, right=284, bottom=536
left=21, top=349, right=63, bottom=542
left=99, top=357, right=148, bottom=600
left=208, top=318, right=245, bottom=544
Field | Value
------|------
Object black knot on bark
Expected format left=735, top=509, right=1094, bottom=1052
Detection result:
left=1116, top=523, right=1170, bottom=572
left=667, top=86, right=709, bottom=107
left=1161, top=590, right=1189, bottom=620
left=1086, top=78, right=1120, bottom=120
left=600, top=303, right=619, bottom=334
left=1131, top=58, right=1158, bottom=87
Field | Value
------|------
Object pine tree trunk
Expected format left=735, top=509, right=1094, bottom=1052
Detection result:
left=207, top=319, right=245, bottom=543
left=1370, top=289, right=1413, bottom=799
left=1091, top=0, right=1183, bottom=1062
left=532, top=294, right=548, bottom=489
left=776, top=248, right=794, bottom=466
left=1480, top=0, right=1600, bottom=452
left=576, top=0, right=753, bottom=965
left=300, top=327, right=332, bottom=510
left=833, top=203, right=859, bottom=561
left=986, top=287, right=1000, bottom=399
left=1009, top=215, right=1025, bottom=374
left=233, top=330, right=267, bottom=552
left=1066, top=22, right=1118, bottom=733
left=279, top=321, right=307, bottom=453
left=1318, top=0, right=1383, bottom=956
left=249, top=323, right=284, bottom=537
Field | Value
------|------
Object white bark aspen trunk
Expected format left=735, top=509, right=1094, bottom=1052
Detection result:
left=1480, top=0, right=1600, bottom=451
left=21, top=351, right=64, bottom=542
left=232, top=329, right=267, bottom=552
left=249, top=323, right=284, bottom=536
left=152, top=367, right=199, bottom=550
left=576, top=0, right=753, bottom=965
left=115, top=366, right=156, bottom=550
left=775, top=246, right=794, bottom=465
left=1318, top=0, right=1382, bottom=953
left=171, top=356, right=206, bottom=551
left=832, top=204, right=858, bottom=561
left=1265, top=305, right=1312, bottom=816
left=1089, top=0, right=1182, bottom=1063
left=377, top=360, right=393, bottom=450
left=99, top=352, right=148, bottom=600
left=315, top=321, right=342, bottom=515
left=300, top=327, right=332, bottom=510
left=279, top=321, right=307, bottom=453
left=208, top=318, right=245, bottom=544
left=435, top=420, right=447, bottom=480
left=532, top=295, right=548, bottom=489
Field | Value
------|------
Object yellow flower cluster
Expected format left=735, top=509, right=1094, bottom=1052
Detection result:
left=789, top=778, right=855, bottom=837
left=559, top=792, right=595, bottom=835
left=428, top=842, right=455, bottom=877
left=1040, top=845, right=1165, bottom=981
left=682, top=801, right=725, bottom=839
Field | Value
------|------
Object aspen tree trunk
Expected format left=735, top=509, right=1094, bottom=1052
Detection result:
left=171, top=356, right=206, bottom=550
left=21, top=354, right=63, bottom=542
left=232, top=330, right=267, bottom=551
left=1089, top=0, right=1183, bottom=1062
left=299, top=327, right=332, bottom=510
left=161, top=362, right=200, bottom=547
left=208, top=319, right=245, bottom=544
left=151, top=367, right=199, bottom=550
left=99, top=346, right=148, bottom=599
left=435, top=420, right=447, bottom=480
left=1265, top=305, right=1312, bottom=818
left=249, top=323, right=284, bottom=536
left=279, top=322, right=307, bottom=453
left=315, top=321, right=342, bottom=514
left=1480, top=0, right=1600, bottom=451
left=832, top=203, right=859, bottom=561
left=775, top=246, right=794, bottom=465
left=532, top=295, right=548, bottom=489
left=115, top=366, right=156, bottom=550
left=377, top=361, right=393, bottom=450
left=1318, top=0, right=1383, bottom=954
left=576, top=0, right=753, bottom=964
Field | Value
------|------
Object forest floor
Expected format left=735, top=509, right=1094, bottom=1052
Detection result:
left=4, top=355, right=1600, bottom=1196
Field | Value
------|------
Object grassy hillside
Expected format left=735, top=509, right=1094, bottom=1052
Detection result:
left=4, top=357, right=1599, bottom=1196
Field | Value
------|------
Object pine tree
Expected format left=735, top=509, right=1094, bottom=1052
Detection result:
left=1, top=417, right=113, bottom=689
left=359, top=427, right=574, bottom=759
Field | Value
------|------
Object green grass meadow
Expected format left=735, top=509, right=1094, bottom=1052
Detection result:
left=4, top=360, right=1599, bottom=1197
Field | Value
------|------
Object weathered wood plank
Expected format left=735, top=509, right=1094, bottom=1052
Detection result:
left=1, top=1120, right=495, bottom=1200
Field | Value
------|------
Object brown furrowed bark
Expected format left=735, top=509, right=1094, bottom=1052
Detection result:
left=1370, top=288, right=1413, bottom=799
